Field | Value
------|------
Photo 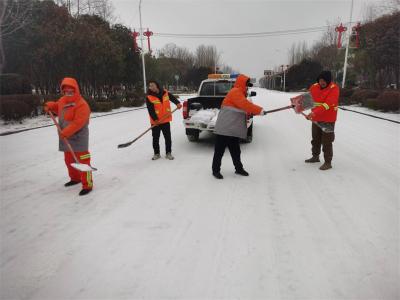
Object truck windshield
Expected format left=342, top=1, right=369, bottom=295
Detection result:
left=199, top=81, right=233, bottom=96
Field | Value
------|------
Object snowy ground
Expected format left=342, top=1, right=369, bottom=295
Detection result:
left=341, top=105, right=400, bottom=122
left=0, top=107, right=146, bottom=135
left=1, top=89, right=399, bottom=300
left=2, top=95, right=398, bottom=136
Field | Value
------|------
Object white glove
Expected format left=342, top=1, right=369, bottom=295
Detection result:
left=260, top=110, right=267, bottom=116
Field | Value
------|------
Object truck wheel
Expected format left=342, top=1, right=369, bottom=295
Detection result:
left=244, top=124, right=253, bottom=143
left=186, top=129, right=200, bottom=142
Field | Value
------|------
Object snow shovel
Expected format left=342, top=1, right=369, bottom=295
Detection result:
left=118, top=107, right=179, bottom=149
left=290, top=93, right=314, bottom=114
left=300, top=110, right=335, bottom=133
left=48, top=111, right=97, bottom=172
left=291, top=94, right=335, bottom=132
left=262, top=92, right=314, bottom=115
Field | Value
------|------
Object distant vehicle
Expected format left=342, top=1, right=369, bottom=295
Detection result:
left=182, top=74, right=257, bottom=143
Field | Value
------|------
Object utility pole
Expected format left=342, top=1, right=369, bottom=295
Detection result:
left=139, top=0, right=147, bottom=93
left=281, top=65, right=285, bottom=91
left=342, top=0, right=354, bottom=88
left=281, top=65, right=289, bottom=91
left=174, top=75, right=179, bottom=91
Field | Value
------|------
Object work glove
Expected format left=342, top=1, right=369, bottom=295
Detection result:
left=59, top=130, right=68, bottom=140
left=176, top=103, right=182, bottom=109
left=305, top=112, right=314, bottom=120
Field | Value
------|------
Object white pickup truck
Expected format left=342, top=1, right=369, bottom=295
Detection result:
left=182, top=74, right=257, bottom=143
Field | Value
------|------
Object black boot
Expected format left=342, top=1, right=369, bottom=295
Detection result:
left=305, top=156, right=320, bottom=163
left=235, top=169, right=249, bottom=176
left=319, top=162, right=332, bottom=170
left=65, top=180, right=80, bottom=187
left=79, top=189, right=92, bottom=196
left=213, top=172, right=224, bottom=179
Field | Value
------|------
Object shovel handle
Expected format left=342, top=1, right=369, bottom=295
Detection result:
left=118, top=107, right=179, bottom=148
left=48, top=111, right=80, bottom=163
left=263, top=105, right=294, bottom=115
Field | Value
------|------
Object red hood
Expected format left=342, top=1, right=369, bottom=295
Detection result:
left=233, top=74, right=250, bottom=95
left=60, top=77, right=81, bottom=102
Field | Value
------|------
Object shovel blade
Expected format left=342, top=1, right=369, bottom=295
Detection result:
left=117, top=142, right=131, bottom=149
left=71, top=163, right=97, bottom=172
left=290, top=92, right=314, bottom=113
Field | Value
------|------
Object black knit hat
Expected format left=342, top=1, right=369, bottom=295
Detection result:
left=317, top=71, right=332, bottom=85
left=148, top=80, right=161, bottom=90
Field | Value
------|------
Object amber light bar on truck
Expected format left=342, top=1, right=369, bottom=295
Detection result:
left=207, top=74, right=239, bottom=79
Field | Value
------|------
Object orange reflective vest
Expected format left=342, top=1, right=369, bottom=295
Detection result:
left=147, top=90, right=172, bottom=125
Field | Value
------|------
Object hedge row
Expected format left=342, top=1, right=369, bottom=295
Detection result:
left=0, top=73, right=32, bottom=95
left=1, top=93, right=146, bottom=121
left=340, top=88, right=399, bottom=112
left=0, top=94, right=41, bottom=121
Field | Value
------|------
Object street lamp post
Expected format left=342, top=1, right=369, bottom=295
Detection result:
left=281, top=65, right=289, bottom=91
left=342, top=0, right=354, bottom=88
left=174, top=75, right=179, bottom=91
left=139, top=0, right=147, bottom=93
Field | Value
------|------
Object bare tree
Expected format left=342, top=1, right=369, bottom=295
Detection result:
left=65, top=0, right=115, bottom=22
left=92, top=0, right=114, bottom=22
left=220, top=64, right=234, bottom=74
left=287, top=41, right=310, bottom=65
left=320, top=21, right=338, bottom=47
left=195, top=45, right=220, bottom=69
left=159, top=43, right=195, bottom=66
left=362, top=0, right=399, bottom=22
left=288, top=43, right=296, bottom=65
left=0, top=0, right=33, bottom=73
left=158, top=43, right=178, bottom=58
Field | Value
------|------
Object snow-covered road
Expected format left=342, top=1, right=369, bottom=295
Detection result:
left=1, top=89, right=399, bottom=299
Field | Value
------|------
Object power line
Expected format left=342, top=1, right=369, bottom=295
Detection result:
left=154, top=25, right=331, bottom=39
left=153, top=22, right=360, bottom=39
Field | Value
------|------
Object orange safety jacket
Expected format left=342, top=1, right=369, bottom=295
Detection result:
left=309, top=82, right=340, bottom=122
left=46, top=77, right=91, bottom=152
left=147, top=90, right=172, bottom=125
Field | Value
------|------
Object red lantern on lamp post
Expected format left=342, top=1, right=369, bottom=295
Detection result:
left=335, top=23, right=347, bottom=49
left=352, top=22, right=361, bottom=48
left=143, top=28, right=153, bottom=54
left=132, top=30, right=140, bottom=52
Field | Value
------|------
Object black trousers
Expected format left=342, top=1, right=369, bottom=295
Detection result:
left=212, top=134, right=244, bottom=173
left=311, top=122, right=335, bottom=163
left=152, top=122, right=172, bottom=154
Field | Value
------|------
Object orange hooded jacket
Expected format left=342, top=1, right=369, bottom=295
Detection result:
left=221, top=74, right=262, bottom=115
left=46, top=77, right=91, bottom=139
left=214, top=74, right=262, bottom=139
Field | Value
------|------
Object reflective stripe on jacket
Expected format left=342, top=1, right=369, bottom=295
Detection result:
left=310, top=82, right=339, bottom=122
left=147, top=90, right=172, bottom=125
left=46, top=77, right=91, bottom=152
left=215, top=74, right=262, bottom=139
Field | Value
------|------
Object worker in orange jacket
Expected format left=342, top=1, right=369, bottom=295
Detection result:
left=45, top=78, right=93, bottom=195
left=212, top=74, right=265, bottom=179
left=146, top=80, right=182, bottom=161
left=304, top=70, right=340, bottom=170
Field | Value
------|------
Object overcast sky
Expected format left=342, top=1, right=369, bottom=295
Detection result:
left=110, top=0, right=385, bottom=78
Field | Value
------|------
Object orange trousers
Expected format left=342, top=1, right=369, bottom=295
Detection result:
left=64, top=151, right=93, bottom=190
